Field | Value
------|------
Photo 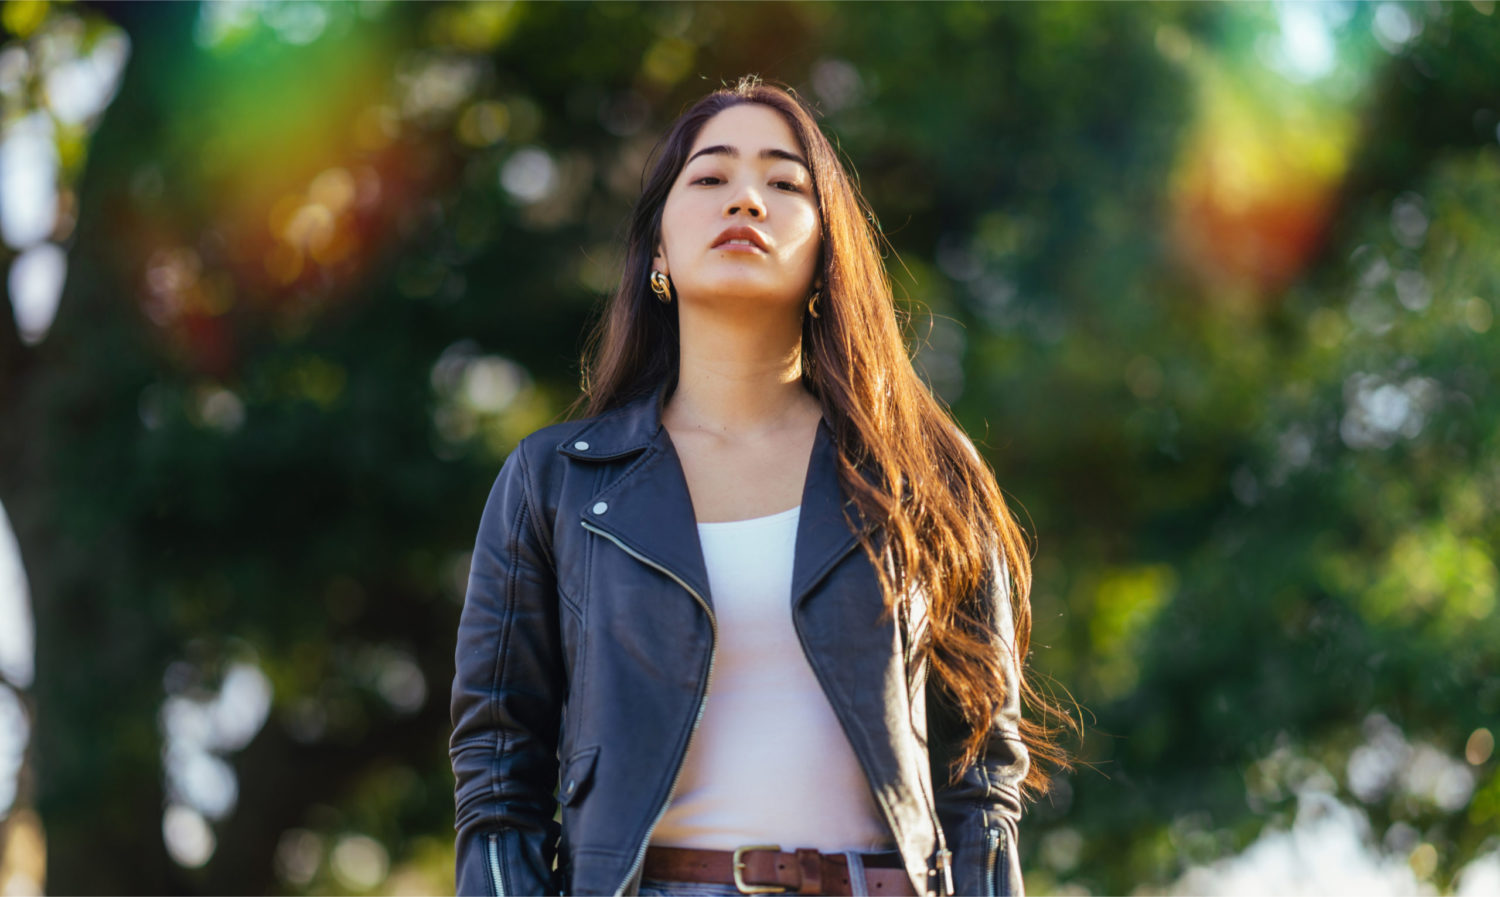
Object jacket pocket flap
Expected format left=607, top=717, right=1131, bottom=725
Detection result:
left=559, top=745, right=600, bottom=806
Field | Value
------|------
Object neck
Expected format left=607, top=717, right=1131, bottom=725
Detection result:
left=664, top=302, right=818, bottom=441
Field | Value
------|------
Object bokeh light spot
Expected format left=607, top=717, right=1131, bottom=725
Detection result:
left=163, top=803, right=216, bottom=868
left=330, top=833, right=388, bottom=890
left=1466, top=728, right=1495, bottom=766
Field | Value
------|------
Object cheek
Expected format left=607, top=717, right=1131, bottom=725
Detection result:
left=791, top=214, right=823, bottom=266
left=659, top=192, right=694, bottom=246
left=664, top=198, right=717, bottom=250
left=794, top=202, right=821, bottom=242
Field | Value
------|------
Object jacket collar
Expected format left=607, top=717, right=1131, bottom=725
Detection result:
left=557, top=379, right=869, bottom=612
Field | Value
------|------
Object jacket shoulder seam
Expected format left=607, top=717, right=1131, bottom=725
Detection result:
left=514, top=438, right=557, bottom=570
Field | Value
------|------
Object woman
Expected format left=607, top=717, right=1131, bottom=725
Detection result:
left=450, top=75, right=1070, bottom=897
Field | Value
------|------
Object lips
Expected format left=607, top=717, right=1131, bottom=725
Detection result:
left=711, top=225, right=770, bottom=252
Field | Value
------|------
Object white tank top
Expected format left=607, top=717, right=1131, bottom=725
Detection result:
left=649, top=504, right=896, bottom=852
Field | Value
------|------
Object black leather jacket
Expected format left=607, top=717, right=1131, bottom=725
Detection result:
left=450, top=380, right=1029, bottom=896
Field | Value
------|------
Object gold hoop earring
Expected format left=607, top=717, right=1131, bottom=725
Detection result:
left=650, top=270, right=672, bottom=303
left=807, top=288, right=821, bottom=319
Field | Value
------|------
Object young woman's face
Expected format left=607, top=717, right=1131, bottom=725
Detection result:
left=653, top=103, right=823, bottom=314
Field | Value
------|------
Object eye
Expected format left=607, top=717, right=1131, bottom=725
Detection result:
left=691, top=175, right=721, bottom=186
left=774, top=180, right=803, bottom=193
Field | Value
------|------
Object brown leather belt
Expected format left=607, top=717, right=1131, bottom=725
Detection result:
left=643, top=844, right=918, bottom=896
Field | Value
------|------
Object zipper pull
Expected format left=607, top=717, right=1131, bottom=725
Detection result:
left=937, top=847, right=954, bottom=897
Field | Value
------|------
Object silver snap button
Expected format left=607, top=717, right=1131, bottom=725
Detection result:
left=592, top=501, right=608, bottom=514
left=573, top=440, right=589, bottom=451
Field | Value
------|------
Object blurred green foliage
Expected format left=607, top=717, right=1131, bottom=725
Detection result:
left=1, top=1, right=1498, bottom=894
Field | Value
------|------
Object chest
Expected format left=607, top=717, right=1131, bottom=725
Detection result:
left=670, top=429, right=817, bottom=524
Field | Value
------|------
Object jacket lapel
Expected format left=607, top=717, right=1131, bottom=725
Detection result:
left=556, top=379, right=870, bottom=613
left=791, top=415, right=865, bottom=609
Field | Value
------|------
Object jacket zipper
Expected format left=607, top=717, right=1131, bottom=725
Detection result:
left=984, top=825, right=1001, bottom=897
left=582, top=520, right=718, bottom=897
left=487, top=831, right=507, bottom=897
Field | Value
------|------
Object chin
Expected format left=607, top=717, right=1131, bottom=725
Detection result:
left=693, top=285, right=801, bottom=309
left=682, top=275, right=789, bottom=303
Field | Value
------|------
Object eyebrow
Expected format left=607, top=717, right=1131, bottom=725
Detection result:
left=685, top=144, right=810, bottom=173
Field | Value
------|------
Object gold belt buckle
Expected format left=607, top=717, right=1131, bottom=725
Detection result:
left=732, top=844, right=788, bottom=894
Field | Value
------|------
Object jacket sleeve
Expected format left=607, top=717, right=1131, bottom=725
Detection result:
left=927, top=545, right=1030, bottom=897
left=450, top=442, right=564, bottom=896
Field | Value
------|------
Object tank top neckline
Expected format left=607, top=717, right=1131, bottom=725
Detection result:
left=695, top=504, right=801, bottom=528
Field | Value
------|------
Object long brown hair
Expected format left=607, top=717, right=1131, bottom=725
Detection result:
left=567, top=74, right=1073, bottom=800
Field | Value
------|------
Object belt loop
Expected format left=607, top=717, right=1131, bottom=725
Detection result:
left=842, top=851, right=869, bottom=897
left=794, top=848, right=823, bottom=895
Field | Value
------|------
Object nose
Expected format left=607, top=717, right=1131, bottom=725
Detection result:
left=723, top=179, right=764, bottom=219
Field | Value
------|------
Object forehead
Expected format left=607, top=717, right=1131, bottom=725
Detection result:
left=688, top=103, right=801, bottom=157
